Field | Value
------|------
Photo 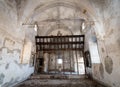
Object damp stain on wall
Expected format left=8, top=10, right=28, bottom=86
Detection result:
left=101, top=47, right=105, bottom=53
left=1, top=78, right=14, bottom=87
left=5, top=63, right=9, bottom=69
left=0, top=73, right=5, bottom=85
left=1, top=76, right=21, bottom=87
left=104, top=56, right=113, bottom=74
left=14, top=60, right=23, bottom=69
left=99, top=63, right=104, bottom=78
left=0, top=57, right=2, bottom=60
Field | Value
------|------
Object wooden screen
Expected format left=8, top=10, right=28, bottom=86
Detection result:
left=35, top=35, right=85, bottom=75
left=35, top=35, right=85, bottom=52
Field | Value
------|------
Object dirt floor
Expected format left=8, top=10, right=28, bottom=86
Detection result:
left=15, top=78, right=106, bottom=87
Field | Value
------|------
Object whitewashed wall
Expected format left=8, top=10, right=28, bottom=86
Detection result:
left=0, top=1, right=35, bottom=86
left=85, top=1, right=120, bottom=87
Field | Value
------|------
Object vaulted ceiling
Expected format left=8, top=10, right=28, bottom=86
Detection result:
left=14, top=0, right=102, bottom=36
left=1, top=0, right=120, bottom=38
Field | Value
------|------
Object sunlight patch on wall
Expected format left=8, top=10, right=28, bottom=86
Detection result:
left=89, top=42, right=101, bottom=63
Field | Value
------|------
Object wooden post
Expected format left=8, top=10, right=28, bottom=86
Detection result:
left=71, top=50, right=74, bottom=75
left=48, top=53, right=50, bottom=74
left=34, top=53, right=37, bottom=74
left=62, top=50, right=65, bottom=75
left=71, top=37, right=74, bottom=75
left=68, top=38, right=72, bottom=75
left=55, top=52, right=57, bottom=74
left=75, top=38, right=79, bottom=75
left=82, top=36, right=86, bottom=75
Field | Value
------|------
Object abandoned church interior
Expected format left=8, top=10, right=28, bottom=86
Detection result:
left=0, top=0, right=120, bottom=87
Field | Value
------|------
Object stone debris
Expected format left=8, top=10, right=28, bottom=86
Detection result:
left=15, top=78, right=106, bottom=87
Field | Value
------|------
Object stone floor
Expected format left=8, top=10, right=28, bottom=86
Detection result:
left=15, top=77, right=106, bottom=87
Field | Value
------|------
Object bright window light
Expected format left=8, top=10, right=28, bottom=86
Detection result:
left=89, top=42, right=101, bottom=63
left=57, top=59, right=63, bottom=64
left=82, top=22, right=85, bottom=30
left=34, top=24, right=37, bottom=31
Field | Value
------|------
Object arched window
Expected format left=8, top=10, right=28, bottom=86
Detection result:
left=89, top=35, right=101, bottom=63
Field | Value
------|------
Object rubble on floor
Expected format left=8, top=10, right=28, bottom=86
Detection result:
left=15, top=75, right=106, bottom=87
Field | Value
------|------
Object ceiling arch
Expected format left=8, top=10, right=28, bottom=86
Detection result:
left=45, top=23, right=73, bottom=36
left=24, top=0, right=92, bottom=24
left=21, top=0, right=105, bottom=37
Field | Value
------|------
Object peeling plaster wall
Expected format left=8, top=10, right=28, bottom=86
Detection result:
left=96, top=1, right=120, bottom=87
left=0, top=29, right=34, bottom=87
left=0, top=48, right=34, bottom=87
left=0, top=1, right=35, bottom=87
left=85, top=0, right=120, bottom=87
